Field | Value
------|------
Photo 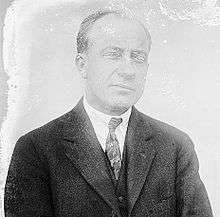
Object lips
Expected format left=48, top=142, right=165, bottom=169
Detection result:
left=111, top=84, right=134, bottom=91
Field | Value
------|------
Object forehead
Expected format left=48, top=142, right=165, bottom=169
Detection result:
left=88, top=14, right=150, bottom=51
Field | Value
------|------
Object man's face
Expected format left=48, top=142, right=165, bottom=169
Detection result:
left=78, top=15, right=150, bottom=115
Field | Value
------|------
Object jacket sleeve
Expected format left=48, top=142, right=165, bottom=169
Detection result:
left=175, top=134, right=213, bottom=217
left=4, top=135, right=54, bottom=217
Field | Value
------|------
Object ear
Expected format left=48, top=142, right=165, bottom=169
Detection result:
left=146, top=62, right=149, bottom=72
left=145, top=62, right=149, bottom=74
left=143, top=62, right=149, bottom=80
left=75, top=53, right=88, bottom=79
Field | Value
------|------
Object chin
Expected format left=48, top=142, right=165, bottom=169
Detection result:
left=108, top=98, right=134, bottom=110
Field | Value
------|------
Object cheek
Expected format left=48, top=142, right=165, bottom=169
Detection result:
left=99, top=60, right=118, bottom=75
left=87, top=70, right=108, bottom=94
left=135, top=69, right=147, bottom=85
left=137, top=75, right=146, bottom=86
left=89, top=67, right=115, bottom=88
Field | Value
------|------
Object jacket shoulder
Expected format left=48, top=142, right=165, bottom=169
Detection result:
left=19, top=109, right=75, bottom=143
left=136, top=110, right=194, bottom=150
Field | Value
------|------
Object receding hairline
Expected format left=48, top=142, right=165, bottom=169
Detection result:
left=81, top=10, right=152, bottom=53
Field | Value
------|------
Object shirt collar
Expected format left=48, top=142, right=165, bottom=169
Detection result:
left=83, top=96, right=132, bottom=128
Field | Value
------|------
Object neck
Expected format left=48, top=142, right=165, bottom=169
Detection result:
left=84, top=95, right=129, bottom=116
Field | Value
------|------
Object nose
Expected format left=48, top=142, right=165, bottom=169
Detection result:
left=116, top=56, right=135, bottom=80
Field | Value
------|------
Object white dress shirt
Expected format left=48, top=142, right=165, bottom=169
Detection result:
left=83, top=96, right=132, bottom=158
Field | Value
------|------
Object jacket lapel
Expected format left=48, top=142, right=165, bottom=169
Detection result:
left=126, top=107, right=157, bottom=215
left=61, top=99, right=121, bottom=217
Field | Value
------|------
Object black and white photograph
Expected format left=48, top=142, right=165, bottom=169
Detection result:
left=0, top=0, right=219, bottom=216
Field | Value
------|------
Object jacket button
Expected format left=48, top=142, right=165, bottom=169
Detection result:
left=118, top=196, right=124, bottom=203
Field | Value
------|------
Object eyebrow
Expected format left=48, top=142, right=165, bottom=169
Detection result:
left=101, top=47, right=148, bottom=54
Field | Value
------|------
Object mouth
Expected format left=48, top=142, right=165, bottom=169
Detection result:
left=111, top=84, right=135, bottom=91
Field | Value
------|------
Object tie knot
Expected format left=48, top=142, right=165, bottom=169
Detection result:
left=108, top=117, right=122, bottom=131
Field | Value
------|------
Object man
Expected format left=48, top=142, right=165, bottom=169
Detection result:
left=4, top=10, right=213, bottom=217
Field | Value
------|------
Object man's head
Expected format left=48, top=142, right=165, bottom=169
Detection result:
left=75, top=10, right=152, bottom=115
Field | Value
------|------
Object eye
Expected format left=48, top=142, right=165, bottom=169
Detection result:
left=131, top=51, right=147, bottom=64
left=101, top=47, right=123, bottom=60
left=103, top=51, right=121, bottom=59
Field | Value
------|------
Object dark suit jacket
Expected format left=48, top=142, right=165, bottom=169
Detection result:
left=4, top=98, right=213, bottom=217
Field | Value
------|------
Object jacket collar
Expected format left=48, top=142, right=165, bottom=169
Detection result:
left=124, top=106, right=157, bottom=215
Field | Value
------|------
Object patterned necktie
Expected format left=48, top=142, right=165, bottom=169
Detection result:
left=105, top=117, right=123, bottom=180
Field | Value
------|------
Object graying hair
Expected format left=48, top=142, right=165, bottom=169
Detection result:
left=76, top=10, right=152, bottom=54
